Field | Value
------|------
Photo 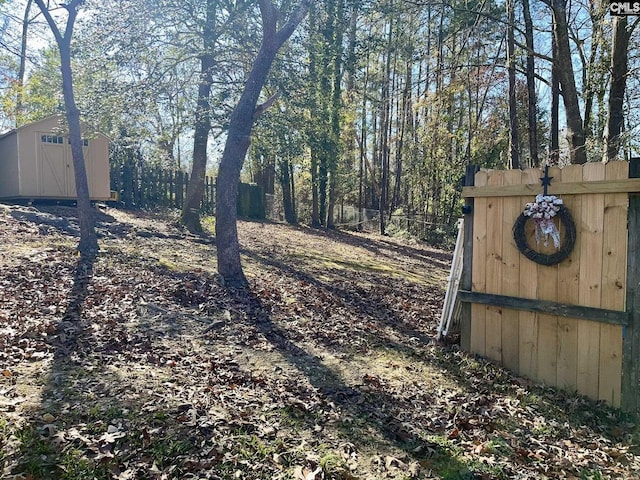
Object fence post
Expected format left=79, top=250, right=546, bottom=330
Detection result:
left=460, top=164, right=479, bottom=351
left=623, top=158, right=640, bottom=413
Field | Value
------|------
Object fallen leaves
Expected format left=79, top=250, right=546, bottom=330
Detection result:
left=0, top=205, right=639, bottom=479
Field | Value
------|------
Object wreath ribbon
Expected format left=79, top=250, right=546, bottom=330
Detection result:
left=523, top=194, right=563, bottom=249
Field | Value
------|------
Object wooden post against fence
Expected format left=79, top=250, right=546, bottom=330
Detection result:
left=623, top=157, right=640, bottom=413
left=460, top=164, right=478, bottom=351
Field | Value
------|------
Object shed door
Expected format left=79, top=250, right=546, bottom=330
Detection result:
left=37, top=134, right=92, bottom=198
left=66, top=139, right=93, bottom=197
left=38, top=133, right=71, bottom=197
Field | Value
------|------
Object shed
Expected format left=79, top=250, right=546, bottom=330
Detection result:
left=0, top=115, right=110, bottom=201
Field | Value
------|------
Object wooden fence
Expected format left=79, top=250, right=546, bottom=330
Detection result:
left=459, top=160, right=640, bottom=410
left=110, top=163, right=215, bottom=213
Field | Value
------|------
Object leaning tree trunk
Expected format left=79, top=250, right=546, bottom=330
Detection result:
left=216, top=0, right=310, bottom=285
left=182, top=0, right=216, bottom=233
left=35, top=0, right=97, bottom=257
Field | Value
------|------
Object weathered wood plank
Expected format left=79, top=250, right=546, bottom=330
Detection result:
left=598, top=161, right=627, bottom=406
left=518, top=168, right=540, bottom=379
left=471, top=171, right=488, bottom=356
left=462, top=177, right=640, bottom=198
left=501, top=169, right=522, bottom=371
left=537, top=166, right=562, bottom=387
left=460, top=165, right=478, bottom=352
left=556, top=164, right=582, bottom=392
left=457, top=290, right=628, bottom=325
left=577, top=162, right=606, bottom=399
left=485, top=171, right=504, bottom=362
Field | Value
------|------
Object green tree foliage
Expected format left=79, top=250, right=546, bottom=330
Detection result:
left=6, top=0, right=639, bottom=244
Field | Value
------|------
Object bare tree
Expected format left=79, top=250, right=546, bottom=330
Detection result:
left=34, top=0, right=98, bottom=257
left=215, top=0, right=310, bottom=286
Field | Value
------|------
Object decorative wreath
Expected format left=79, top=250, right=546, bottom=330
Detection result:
left=512, top=194, right=576, bottom=266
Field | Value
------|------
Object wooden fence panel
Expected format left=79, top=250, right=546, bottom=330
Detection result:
left=485, top=171, right=504, bottom=362
left=471, top=171, right=488, bottom=356
left=501, top=170, right=522, bottom=372
left=556, top=164, right=582, bottom=392
left=518, top=168, right=540, bottom=379
left=577, top=163, right=606, bottom=400
left=536, top=166, right=562, bottom=387
left=599, top=161, right=628, bottom=405
left=464, top=162, right=632, bottom=407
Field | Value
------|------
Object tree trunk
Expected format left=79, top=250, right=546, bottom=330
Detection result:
left=307, top=7, right=321, bottom=227
left=35, top=0, right=97, bottom=258
left=216, top=0, right=310, bottom=285
left=181, top=0, right=216, bottom=233
left=280, top=156, right=296, bottom=224
left=549, top=0, right=586, bottom=164
left=521, top=0, right=538, bottom=166
left=550, top=18, right=560, bottom=163
left=16, top=0, right=33, bottom=125
left=379, top=13, right=393, bottom=235
left=507, top=0, right=520, bottom=169
left=605, top=16, right=636, bottom=161
left=326, top=0, right=344, bottom=229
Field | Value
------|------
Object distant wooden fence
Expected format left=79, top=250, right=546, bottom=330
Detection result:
left=459, top=160, right=640, bottom=410
left=110, top=163, right=215, bottom=213
left=110, top=161, right=266, bottom=218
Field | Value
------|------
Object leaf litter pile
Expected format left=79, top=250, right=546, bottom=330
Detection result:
left=1, top=204, right=639, bottom=480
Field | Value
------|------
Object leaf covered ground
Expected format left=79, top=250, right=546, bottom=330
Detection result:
left=1, top=203, right=639, bottom=480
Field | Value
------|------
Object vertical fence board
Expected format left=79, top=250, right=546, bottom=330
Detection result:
left=485, top=171, right=504, bottom=362
left=471, top=170, right=488, bottom=356
left=623, top=158, right=640, bottom=412
left=577, top=162, right=606, bottom=399
left=519, top=168, right=541, bottom=378
left=501, top=169, right=522, bottom=370
left=536, top=166, right=562, bottom=387
left=460, top=165, right=479, bottom=352
left=556, top=164, right=583, bottom=391
left=599, top=161, right=628, bottom=406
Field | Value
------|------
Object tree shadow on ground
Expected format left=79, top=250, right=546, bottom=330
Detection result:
left=4, top=254, right=217, bottom=478
left=225, top=285, right=478, bottom=479
left=242, top=249, right=435, bottom=350
left=289, top=224, right=452, bottom=269
left=240, top=248, right=635, bottom=456
left=7, top=204, right=131, bottom=239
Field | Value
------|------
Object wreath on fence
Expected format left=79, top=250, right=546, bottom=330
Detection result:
left=512, top=194, right=576, bottom=266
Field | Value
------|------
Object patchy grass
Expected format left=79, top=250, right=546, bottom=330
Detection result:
left=0, top=204, right=639, bottom=479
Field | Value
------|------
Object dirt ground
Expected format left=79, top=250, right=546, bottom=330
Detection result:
left=0, top=204, right=639, bottom=479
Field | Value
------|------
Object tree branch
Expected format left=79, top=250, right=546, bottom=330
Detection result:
left=275, top=0, right=312, bottom=46
left=253, top=91, right=281, bottom=121
left=33, top=0, right=63, bottom=44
